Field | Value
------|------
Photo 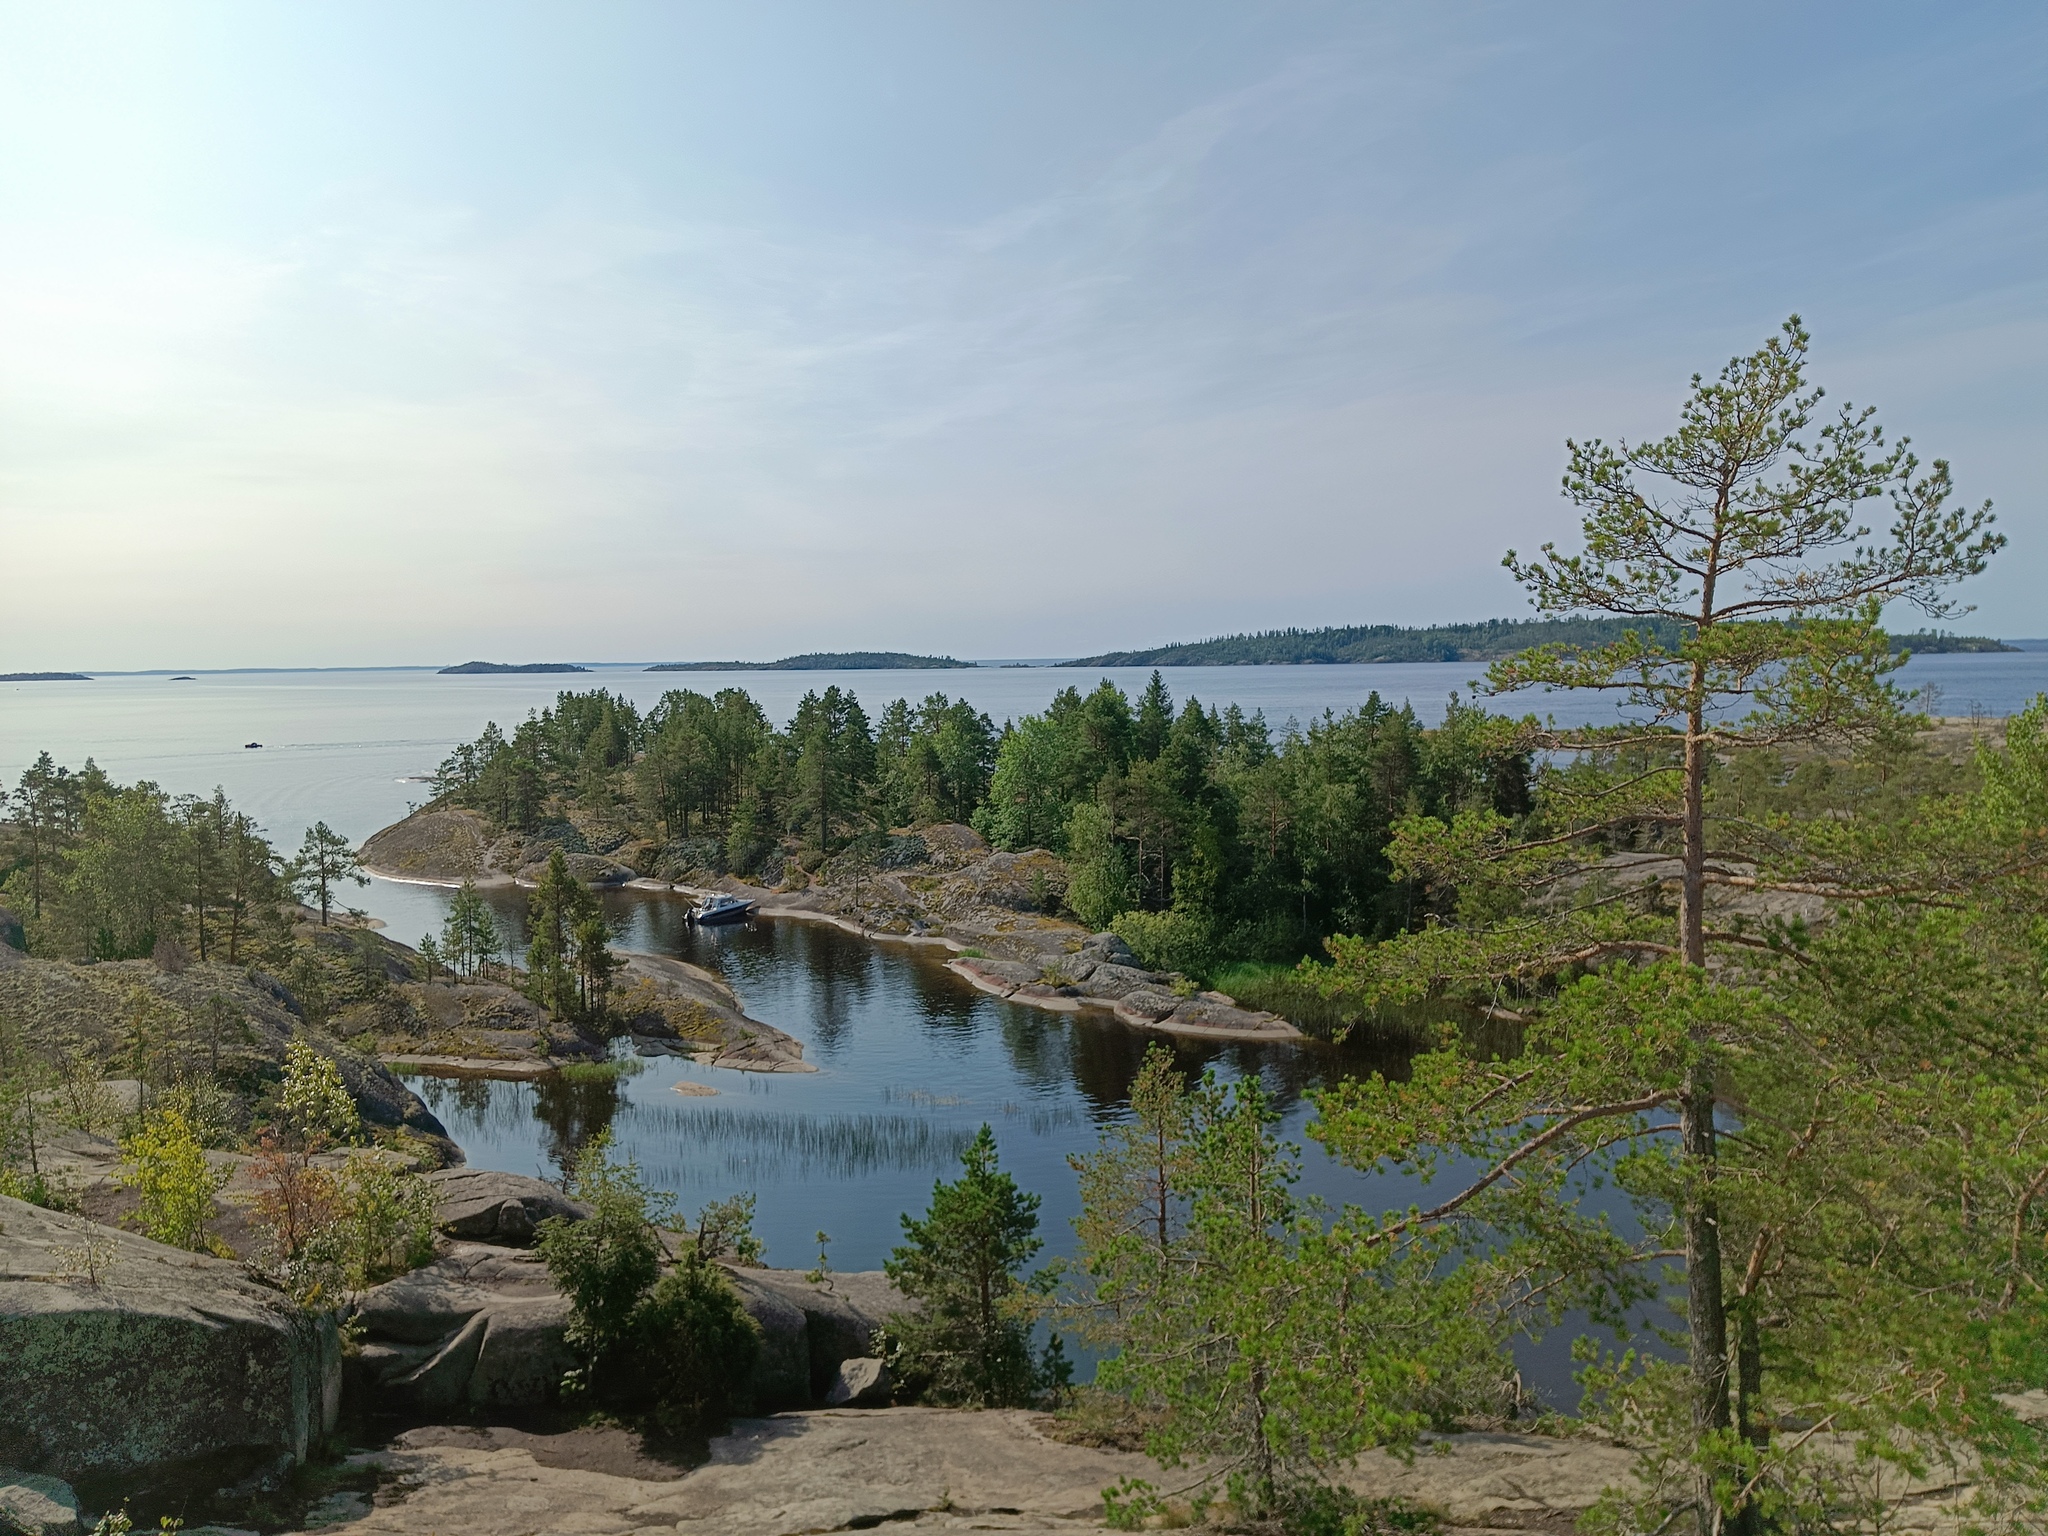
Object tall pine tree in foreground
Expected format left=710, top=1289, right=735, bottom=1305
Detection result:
left=1311, top=319, right=2024, bottom=1535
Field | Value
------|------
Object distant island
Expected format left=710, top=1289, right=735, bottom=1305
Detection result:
left=0, top=672, right=90, bottom=682
left=1065, top=619, right=2016, bottom=667
left=439, top=661, right=592, bottom=675
left=647, top=651, right=970, bottom=672
left=1887, top=631, right=2018, bottom=654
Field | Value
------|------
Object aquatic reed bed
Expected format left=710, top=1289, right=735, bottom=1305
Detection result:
left=643, top=1103, right=977, bottom=1181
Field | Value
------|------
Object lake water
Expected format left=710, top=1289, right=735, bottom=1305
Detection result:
left=7, top=653, right=2044, bottom=1399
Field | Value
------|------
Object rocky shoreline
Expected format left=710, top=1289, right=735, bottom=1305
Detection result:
left=359, top=810, right=1301, bottom=1044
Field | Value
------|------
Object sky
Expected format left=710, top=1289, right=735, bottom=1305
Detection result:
left=1, top=1, right=2043, bottom=670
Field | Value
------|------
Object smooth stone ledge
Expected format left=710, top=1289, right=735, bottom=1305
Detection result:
left=383, top=1056, right=558, bottom=1081
left=945, top=961, right=1298, bottom=1041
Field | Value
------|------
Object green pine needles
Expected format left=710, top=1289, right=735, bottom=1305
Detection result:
left=884, top=1124, right=1065, bottom=1408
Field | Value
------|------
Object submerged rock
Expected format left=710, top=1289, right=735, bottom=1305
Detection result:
left=0, top=1197, right=340, bottom=1494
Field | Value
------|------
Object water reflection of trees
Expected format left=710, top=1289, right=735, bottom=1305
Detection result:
left=780, top=925, right=879, bottom=1053
left=531, top=1074, right=627, bottom=1176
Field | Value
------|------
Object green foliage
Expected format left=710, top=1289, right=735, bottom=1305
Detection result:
left=4, top=760, right=284, bottom=964
left=524, top=850, right=616, bottom=1023
left=538, top=1132, right=671, bottom=1383
left=259, top=1155, right=439, bottom=1300
left=117, top=1108, right=228, bottom=1250
left=1072, top=1056, right=1502, bottom=1509
left=277, top=1039, right=360, bottom=1150
left=1062, top=802, right=1135, bottom=930
left=874, top=693, right=999, bottom=828
left=536, top=1133, right=758, bottom=1425
left=693, top=1191, right=765, bottom=1265
left=289, top=822, right=366, bottom=926
left=1110, top=908, right=1215, bottom=979
left=885, top=1124, right=1051, bottom=1408
left=440, top=878, right=502, bottom=976
left=1271, top=1484, right=1442, bottom=1536
left=626, top=1254, right=762, bottom=1430
left=330, top=1159, right=439, bottom=1286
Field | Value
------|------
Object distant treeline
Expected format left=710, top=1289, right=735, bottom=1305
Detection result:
left=440, top=662, right=591, bottom=675
left=647, top=652, right=970, bottom=672
left=0, top=673, right=91, bottom=682
left=431, top=675, right=1529, bottom=979
left=1065, top=619, right=2014, bottom=667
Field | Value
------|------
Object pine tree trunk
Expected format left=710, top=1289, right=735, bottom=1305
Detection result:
left=1681, top=683, right=1730, bottom=1533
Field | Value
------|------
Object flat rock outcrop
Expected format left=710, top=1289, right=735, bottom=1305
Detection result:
left=613, top=953, right=814, bottom=1073
left=302, top=1411, right=1665, bottom=1535
left=952, top=932, right=1297, bottom=1041
left=0, top=1196, right=341, bottom=1495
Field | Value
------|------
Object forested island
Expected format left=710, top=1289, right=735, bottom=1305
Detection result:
left=438, top=660, right=591, bottom=674
left=0, top=672, right=91, bottom=682
left=648, top=650, right=970, bottom=671
left=1066, top=617, right=2015, bottom=666
left=6, top=321, right=2047, bottom=1535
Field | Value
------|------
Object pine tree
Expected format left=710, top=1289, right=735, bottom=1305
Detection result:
left=885, top=1125, right=1046, bottom=1407
left=290, top=821, right=366, bottom=926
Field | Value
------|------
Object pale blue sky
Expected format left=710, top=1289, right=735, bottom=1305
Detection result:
left=2, top=2, right=2042, bottom=667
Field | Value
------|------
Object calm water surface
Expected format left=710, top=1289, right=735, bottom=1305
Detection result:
left=8, top=655, right=2040, bottom=1398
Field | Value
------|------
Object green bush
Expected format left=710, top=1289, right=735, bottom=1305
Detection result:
left=621, top=1255, right=762, bottom=1430
left=556, top=1057, right=648, bottom=1086
left=537, top=1133, right=761, bottom=1427
left=118, top=1108, right=228, bottom=1250
left=1273, top=1483, right=1440, bottom=1536
left=1110, top=909, right=1215, bottom=980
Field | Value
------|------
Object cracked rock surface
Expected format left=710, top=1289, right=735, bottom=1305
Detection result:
left=287, top=1411, right=1662, bottom=1536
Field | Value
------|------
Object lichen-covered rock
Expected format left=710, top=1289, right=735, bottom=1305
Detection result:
left=0, top=1198, right=340, bottom=1492
left=357, top=808, right=493, bottom=883
left=1111, top=987, right=1181, bottom=1025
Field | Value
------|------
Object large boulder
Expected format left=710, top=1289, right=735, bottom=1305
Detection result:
left=347, top=1249, right=906, bottom=1415
left=423, top=1169, right=590, bottom=1245
left=347, top=1245, right=575, bottom=1413
left=824, top=1357, right=892, bottom=1408
left=0, top=1469, right=81, bottom=1536
left=0, top=1198, right=340, bottom=1497
left=728, top=1268, right=905, bottom=1402
left=0, top=903, right=23, bottom=954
